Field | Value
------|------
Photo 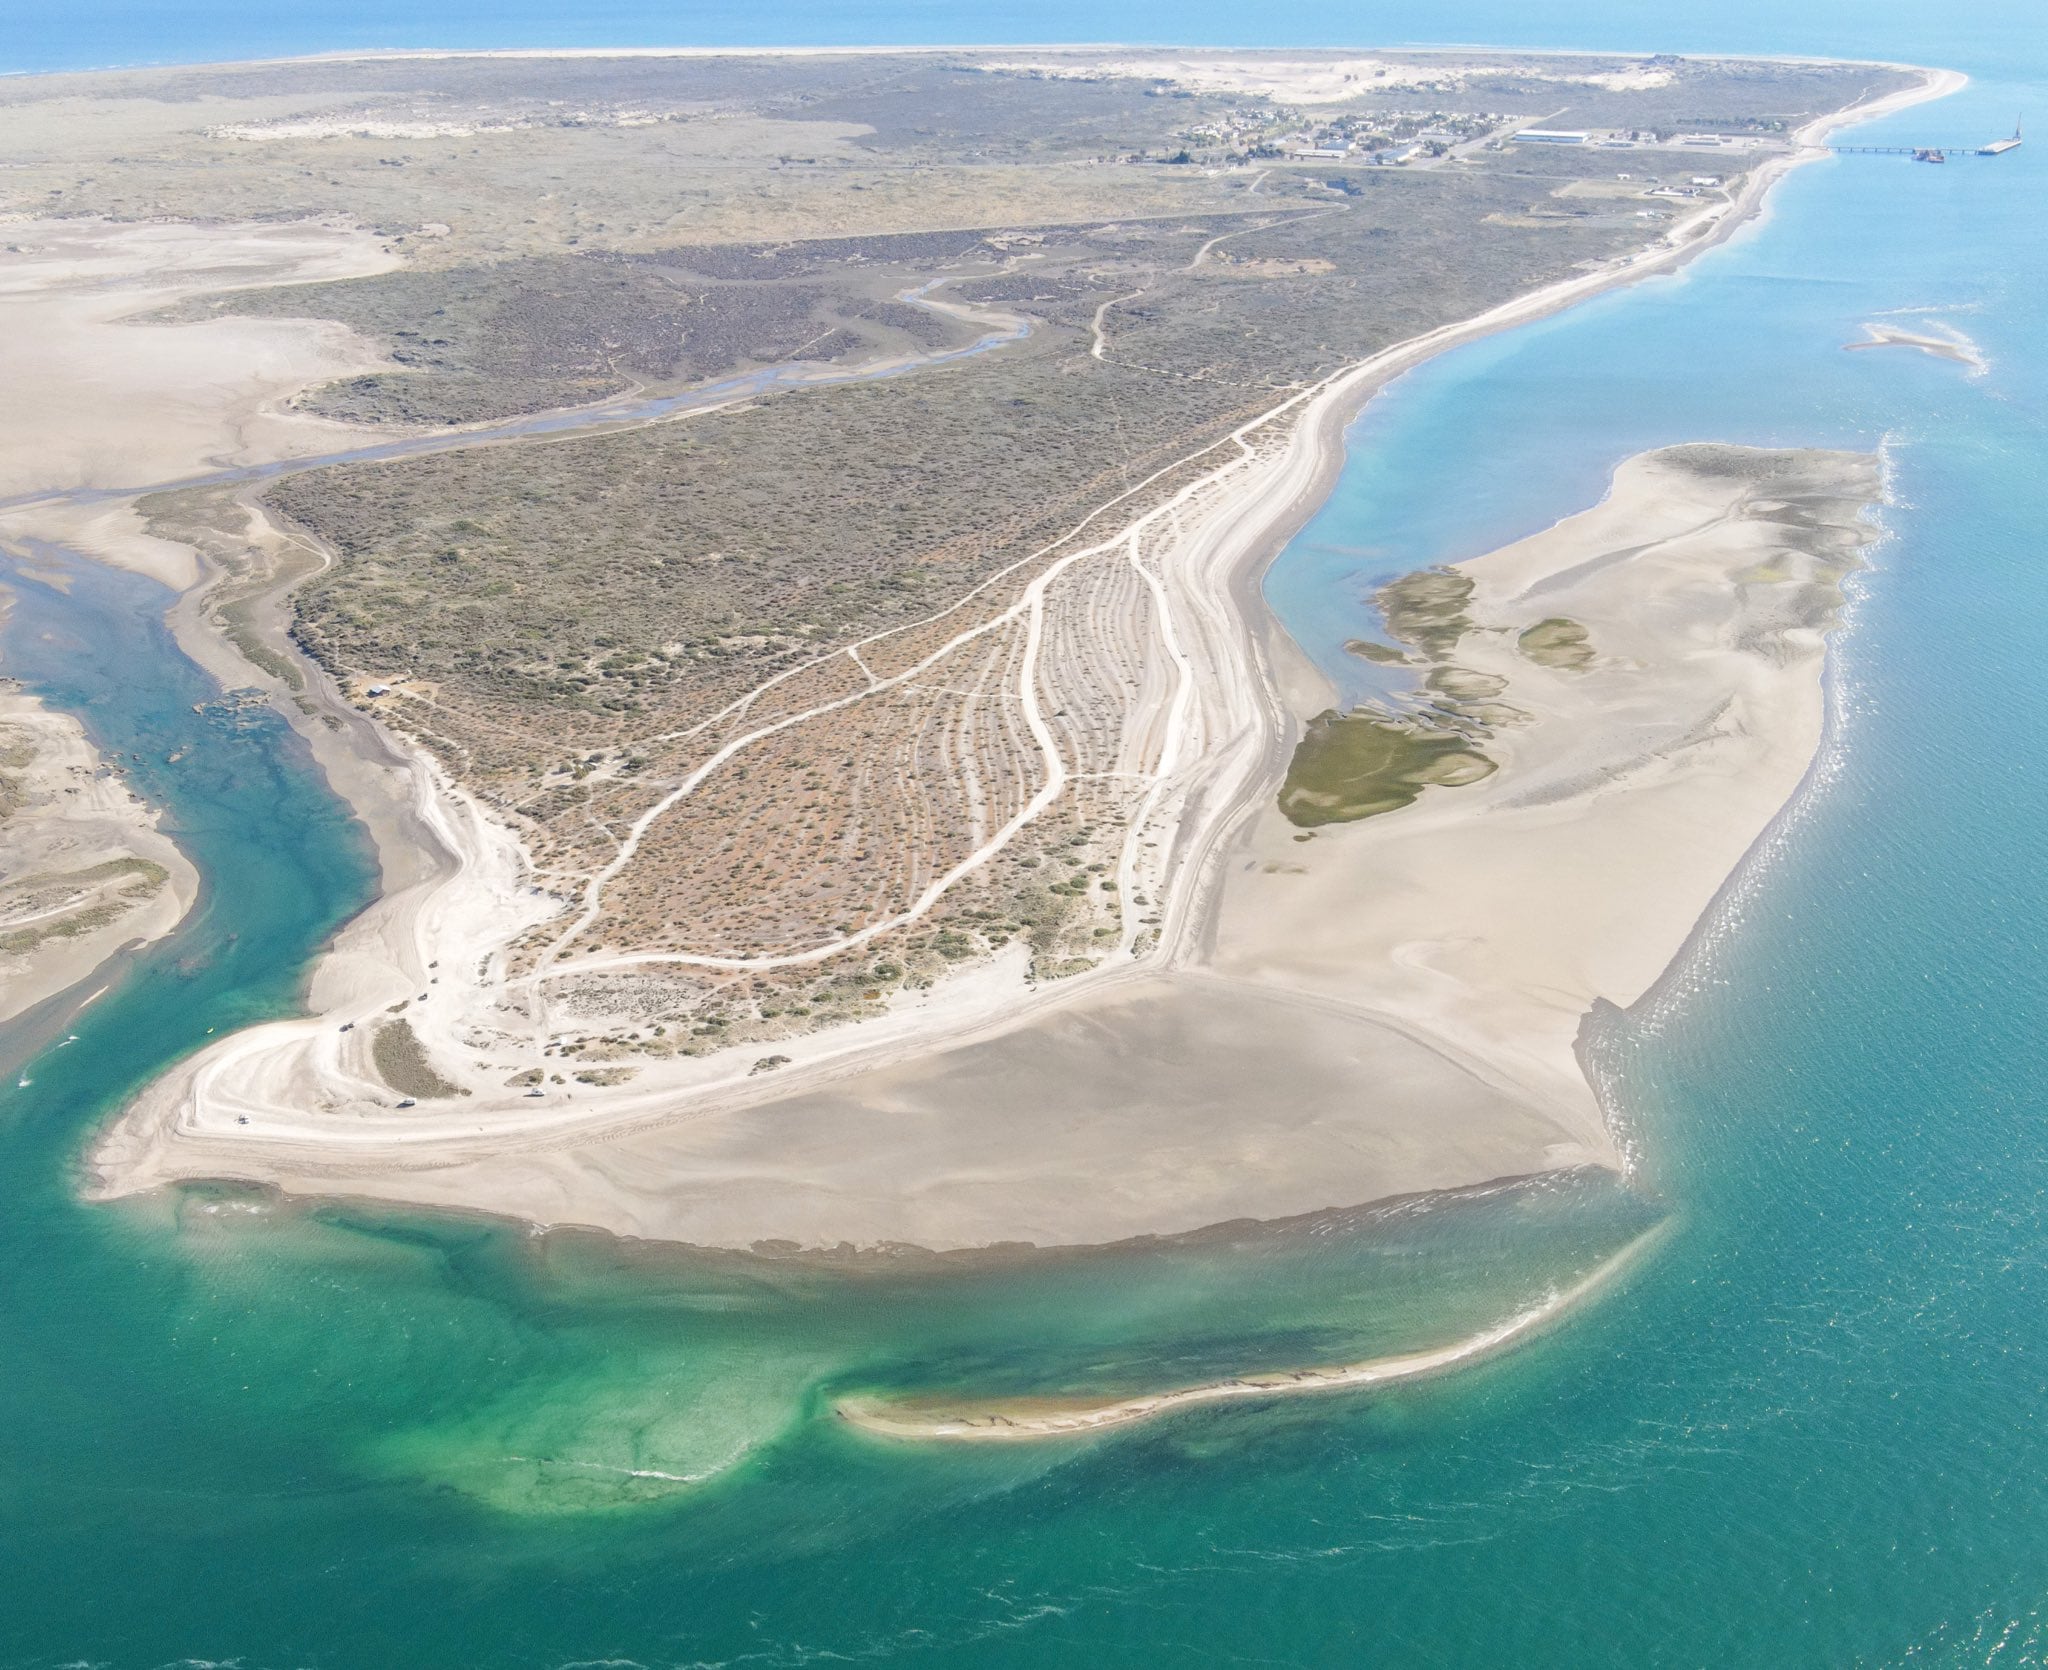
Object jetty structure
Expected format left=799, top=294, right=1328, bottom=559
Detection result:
left=1981, top=118, right=2024, bottom=155
left=1831, top=118, right=2023, bottom=159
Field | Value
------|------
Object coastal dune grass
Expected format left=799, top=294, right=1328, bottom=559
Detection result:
left=371, top=1018, right=465, bottom=1101
left=0, top=858, right=169, bottom=955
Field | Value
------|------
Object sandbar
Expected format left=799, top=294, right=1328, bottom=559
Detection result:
left=0, top=684, right=198, bottom=1027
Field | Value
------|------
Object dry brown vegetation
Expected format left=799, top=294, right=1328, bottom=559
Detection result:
left=0, top=54, right=1257, bottom=259
left=72, top=48, right=1904, bottom=1048
left=370, top=1017, right=465, bottom=1100
left=153, top=246, right=997, bottom=425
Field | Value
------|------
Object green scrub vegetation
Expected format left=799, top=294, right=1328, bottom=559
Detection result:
left=371, top=1018, right=465, bottom=1101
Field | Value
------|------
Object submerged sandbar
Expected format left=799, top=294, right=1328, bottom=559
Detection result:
left=837, top=1225, right=1667, bottom=1441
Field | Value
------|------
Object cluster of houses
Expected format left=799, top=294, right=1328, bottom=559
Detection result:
left=1146, top=108, right=1769, bottom=176
left=1162, top=106, right=1500, bottom=167
left=1174, top=105, right=1295, bottom=152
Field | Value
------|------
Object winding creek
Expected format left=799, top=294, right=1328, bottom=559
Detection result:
left=0, top=278, right=1035, bottom=523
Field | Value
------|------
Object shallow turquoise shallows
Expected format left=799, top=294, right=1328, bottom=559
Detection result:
left=5, top=6, right=2048, bottom=1665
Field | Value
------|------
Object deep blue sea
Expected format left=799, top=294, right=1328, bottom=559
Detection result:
left=2, top=4, right=2046, bottom=1667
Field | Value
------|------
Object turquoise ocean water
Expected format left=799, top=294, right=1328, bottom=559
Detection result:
left=3, top=4, right=2047, bottom=1665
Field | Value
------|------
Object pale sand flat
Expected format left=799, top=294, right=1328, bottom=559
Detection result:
left=0, top=217, right=397, bottom=586
left=1216, top=445, right=1881, bottom=1159
left=135, top=975, right=1597, bottom=1251
left=0, top=687, right=199, bottom=1026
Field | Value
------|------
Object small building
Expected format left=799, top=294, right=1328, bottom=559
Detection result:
left=1513, top=128, right=1589, bottom=144
left=1690, top=174, right=1724, bottom=187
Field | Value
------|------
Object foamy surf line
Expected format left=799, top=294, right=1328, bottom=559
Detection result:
left=836, top=1223, right=1671, bottom=1443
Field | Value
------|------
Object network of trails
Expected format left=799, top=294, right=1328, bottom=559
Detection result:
left=9, top=47, right=1919, bottom=1248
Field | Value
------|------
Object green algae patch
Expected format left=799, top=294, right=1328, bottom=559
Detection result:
left=1735, top=554, right=1796, bottom=585
left=1376, top=567, right=1474, bottom=659
left=1517, top=617, right=1596, bottom=670
left=1425, top=666, right=1508, bottom=701
left=1279, top=712, right=1495, bottom=828
left=1344, top=638, right=1409, bottom=665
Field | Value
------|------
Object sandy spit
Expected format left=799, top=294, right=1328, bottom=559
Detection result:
left=78, top=65, right=1956, bottom=1255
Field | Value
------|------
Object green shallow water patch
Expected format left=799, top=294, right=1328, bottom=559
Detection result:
left=1376, top=566, right=1475, bottom=658
left=1517, top=616, right=1596, bottom=669
left=300, top=1169, right=1666, bottom=1514
left=373, top=1340, right=830, bottom=1514
left=81, top=1169, right=1664, bottom=1520
left=1279, top=709, right=1494, bottom=826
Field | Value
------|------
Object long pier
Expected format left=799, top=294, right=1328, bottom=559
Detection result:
left=1832, top=120, right=2022, bottom=160
left=1830, top=143, right=1991, bottom=157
